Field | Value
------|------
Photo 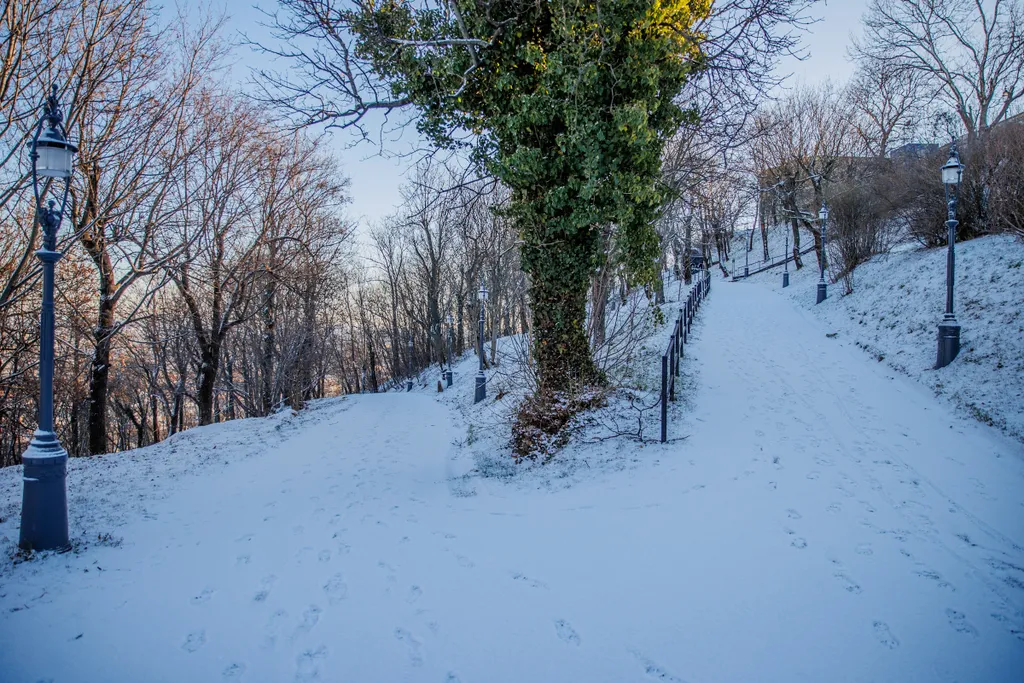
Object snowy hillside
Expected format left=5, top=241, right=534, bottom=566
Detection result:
left=741, top=233, right=1024, bottom=442
left=2, top=273, right=1023, bottom=683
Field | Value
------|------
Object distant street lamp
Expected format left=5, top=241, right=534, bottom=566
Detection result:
left=937, top=142, right=965, bottom=368
left=20, top=85, right=78, bottom=551
left=474, top=281, right=488, bottom=403
left=406, top=333, right=414, bottom=391
left=816, top=202, right=829, bottom=304
left=744, top=226, right=750, bottom=277
left=445, top=313, right=454, bottom=387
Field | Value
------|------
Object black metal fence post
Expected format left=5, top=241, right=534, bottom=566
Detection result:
left=676, top=318, right=683, bottom=371
left=660, top=355, right=668, bottom=443
left=669, top=332, right=676, bottom=402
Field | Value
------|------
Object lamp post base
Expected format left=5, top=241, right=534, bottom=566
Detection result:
left=446, top=370, right=453, bottom=387
left=19, top=432, right=69, bottom=551
left=816, top=282, right=827, bottom=304
left=936, top=321, right=961, bottom=369
left=474, top=373, right=486, bottom=403
left=783, top=272, right=790, bottom=288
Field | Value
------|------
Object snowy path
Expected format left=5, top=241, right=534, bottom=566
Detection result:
left=1, top=281, right=1023, bottom=682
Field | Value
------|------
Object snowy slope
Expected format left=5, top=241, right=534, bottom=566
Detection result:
left=2, top=274, right=1023, bottom=682
left=743, top=234, right=1024, bottom=442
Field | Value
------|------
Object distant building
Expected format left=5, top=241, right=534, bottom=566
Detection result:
left=889, top=143, right=940, bottom=160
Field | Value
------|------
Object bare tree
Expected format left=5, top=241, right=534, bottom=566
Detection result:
left=856, top=0, right=1024, bottom=138
left=71, top=3, right=221, bottom=454
left=754, top=82, right=858, bottom=271
left=850, top=56, right=928, bottom=157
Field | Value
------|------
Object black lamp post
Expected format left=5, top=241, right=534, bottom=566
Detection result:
left=816, top=202, right=829, bottom=304
left=20, top=85, right=77, bottom=551
left=474, top=282, right=488, bottom=404
left=445, top=313, right=454, bottom=387
left=936, top=142, right=964, bottom=369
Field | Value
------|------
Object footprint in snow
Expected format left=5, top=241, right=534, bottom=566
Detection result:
left=222, top=663, right=247, bottom=680
left=826, top=503, right=843, bottom=514
left=407, top=585, right=423, bottom=604
left=191, top=588, right=214, bottom=605
left=630, top=650, right=687, bottom=682
left=182, top=630, right=206, bottom=653
left=806, top=471, right=821, bottom=480
left=834, top=573, right=863, bottom=594
left=455, top=554, right=475, bottom=568
left=394, top=628, right=424, bottom=667
left=989, top=612, right=1024, bottom=643
left=946, top=609, right=978, bottom=636
left=915, top=569, right=955, bottom=592
left=254, top=575, right=277, bottom=602
left=292, top=605, right=322, bottom=641
left=782, top=527, right=807, bottom=549
left=377, top=561, right=398, bottom=590
left=295, top=645, right=328, bottom=682
left=554, top=619, right=580, bottom=645
left=855, top=543, right=874, bottom=556
left=262, top=609, right=289, bottom=650
left=511, top=572, right=548, bottom=589
left=785, top=508, right=802, bottom=520
left=317, top=549, right=331, bottom=563
left=873, top=621, right=899, bottom=649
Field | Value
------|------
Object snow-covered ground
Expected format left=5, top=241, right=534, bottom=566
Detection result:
left=742, top=232, right=1024, bottom=442
left=1, top=277, right=1023, bottom=682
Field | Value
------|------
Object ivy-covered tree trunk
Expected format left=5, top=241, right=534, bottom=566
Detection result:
left=525, top=241, right=599, bottom=393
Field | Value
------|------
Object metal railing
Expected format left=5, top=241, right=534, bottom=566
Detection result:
left=661, top=269, right=711, bottom=443
left=733, top=243, right=816, bottom=280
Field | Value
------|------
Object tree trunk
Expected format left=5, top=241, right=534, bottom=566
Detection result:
left=526, top=240, right=600, bottom=392
left=367, top=333, right=379, bottom=393
left=589, top=260, right=611, bottom=351
left=684, top=220, right=693, bottom=284
left=88, top=315, right=113, bottom=455
left=455, top=297, right=465, bottom=354
left=261, top=271, right=276, bottom=415
left=150, top=389, right=160, bottom=444
left=791, top=219, right=803, bottom=269
left=760, top=201, right=770, bottom=260
left=197, top=342, right=219, bottom=426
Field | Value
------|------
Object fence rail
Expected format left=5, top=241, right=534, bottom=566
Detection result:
left=733, top=243, right=816, bottom=280
left=661, top=269, right=711, bottom=443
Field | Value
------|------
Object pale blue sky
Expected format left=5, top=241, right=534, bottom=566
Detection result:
left=219, top=0, right=869, bottom=228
